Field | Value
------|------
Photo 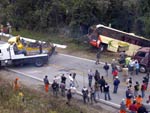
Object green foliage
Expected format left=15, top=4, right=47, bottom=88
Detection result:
left=0, top=0, right=150, bottom=38
left=0, top=79, right=89, bottom=113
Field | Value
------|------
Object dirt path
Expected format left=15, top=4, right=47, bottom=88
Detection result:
left=56, top=48, right=119, bottom=63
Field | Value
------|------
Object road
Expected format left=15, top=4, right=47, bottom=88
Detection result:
left=7, top=52, right=150, bottom=106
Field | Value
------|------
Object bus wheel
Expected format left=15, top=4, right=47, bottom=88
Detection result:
left=139, top=65, right=147, bottom=73
left=99, top=44, right=107, bottom=52
left=35, top=58, right=44, bottom=67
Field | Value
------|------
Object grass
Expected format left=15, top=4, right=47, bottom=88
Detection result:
left=12, top=28, right=89, bottom=51
left=0, top=78, right=82, bottom=113
left=0, top=74, right=111, bottom=113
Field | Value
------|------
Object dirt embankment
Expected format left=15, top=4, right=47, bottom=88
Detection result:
left=56, top=47, right=119, bottom=63
left=0, top=70, right=113, bottom=113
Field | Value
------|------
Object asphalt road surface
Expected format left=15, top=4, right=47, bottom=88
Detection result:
left=8, top=52, right=150, bottom=105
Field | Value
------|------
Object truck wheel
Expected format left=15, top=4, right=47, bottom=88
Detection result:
left=139, top=65, right=147, bottom=73
left=35, top=58, right=44, bottom=67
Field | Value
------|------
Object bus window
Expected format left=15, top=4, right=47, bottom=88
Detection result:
left=136, top=51, right=146, bottom=57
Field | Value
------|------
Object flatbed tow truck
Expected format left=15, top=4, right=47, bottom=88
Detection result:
left=0, top=35, right=55, bottom=67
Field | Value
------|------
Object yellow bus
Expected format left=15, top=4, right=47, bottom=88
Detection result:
left=88, top=24, right=150, bottom=56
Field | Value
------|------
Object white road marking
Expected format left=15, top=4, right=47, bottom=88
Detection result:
left=59, top=53, right=105, bottom=65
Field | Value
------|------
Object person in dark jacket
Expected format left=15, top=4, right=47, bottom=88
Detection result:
left=119, top=98, right=126, bottom=113
left=51, top=80, right=59, bottom=97
left=143, top=73, right=149, bottom=90
left=82, top=86, right=89, bottom=104
left=61, top=74, right=67, bottom=84
left=134, top=81, right=140, bottom=97
left=125, top=87, right=133, bottom=108
left=94, top=70, right=100, bottom=82
left=113, top=76, right=120, bottom=94
left=66, top=89, right=72, bottom=105
left=103, top=62, right=109, bottom=77
left=104, top=82, right=111, bottom=100
left=137, top=104, right=148, bottom=113
left=98, top=76, right=105, bottom=93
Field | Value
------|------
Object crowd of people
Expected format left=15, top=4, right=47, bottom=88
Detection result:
left=11, top=50, right=149, bottom=112
left=41, top=63, right=149, bottom=113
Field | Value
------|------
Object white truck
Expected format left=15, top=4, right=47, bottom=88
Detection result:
left=0, top=42, right=55, bottom=67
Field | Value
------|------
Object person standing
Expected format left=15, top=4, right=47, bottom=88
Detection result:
left=94, top=70, right=100, bottom=82
left=89, top=87, right=97, bottom=104
left=143, top=73, right=149, bottom=90
left=119, top=51, right=126, bottom=69
left=94, top=82, right=100, bottom=100
left=69, top=74, right=74, bottom=87
left=13, top=77, right=20, bottom=91
left=126, top=77, right=132, bottom=87
left=103, top=62, right=109, bottom=77
left=112, top=68, right=118, bottom=80
left=111, top=59, right=117, bottom=72
left=135, top=95, right=143, bottom=109
left=137, top=104, right=148, bottom=113
left=60, top=82, right=66, bottom=97
left=72, top=73, right=78, bottom=88
left=113, top=76, right=120, bottom=94
left=61, top=74, right=66, bottom=84
left=135, top=61, right=139, bottom=75
left=88, top=69, right=94, bottom=87
left=95, top=50, right=101, bottom=65
left=82, top=86, right=89, bottom=104
left=145, top=95, right=150, bottom=112
left=125, top=87, right=133, bottom=108
left=129, top=59, right=135, bottom=75
left=43, top=75, right=50, bottom=92
left=119, top=98, right=126, bottom=113
left=51, top=80, right=59, bottom=97
left=122, top=66, right=129, bottom=82
left=66, top=89, right=72, bottom=105
left=104, top=83, right=111, bottom=100
left=98, top=76, right=105, bottom=93
left=0, top=24, right=4, bottom=35
left=129, top=100, right=138, bottom=113
left=7, top=22, right=12, bottom=35
left=141, top=81, right=147, bottom=98
left=134, top=81, right=140, bottom=97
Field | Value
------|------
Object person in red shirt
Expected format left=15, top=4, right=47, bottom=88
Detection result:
left=112, top=68, right=118, bottom=80
left=129, top=100, right=138, bottom=113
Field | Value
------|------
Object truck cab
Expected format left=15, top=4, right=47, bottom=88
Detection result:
left=133, top=47, right=150, bottom=73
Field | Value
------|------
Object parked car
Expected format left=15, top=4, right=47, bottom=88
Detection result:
left=133, top=47, right=150, bottom=73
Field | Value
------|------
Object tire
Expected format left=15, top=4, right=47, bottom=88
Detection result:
left=34, top=58, right=44, bottom=67
left=139, top=65, right=147, bottom=73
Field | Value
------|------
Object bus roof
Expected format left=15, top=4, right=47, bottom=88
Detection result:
left=96, top=24, right=150, bottom=41
left=138, top=47, right=150, bottom=52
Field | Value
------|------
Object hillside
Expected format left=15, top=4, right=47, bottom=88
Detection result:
left=0, top=70, right=113, bottom=113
